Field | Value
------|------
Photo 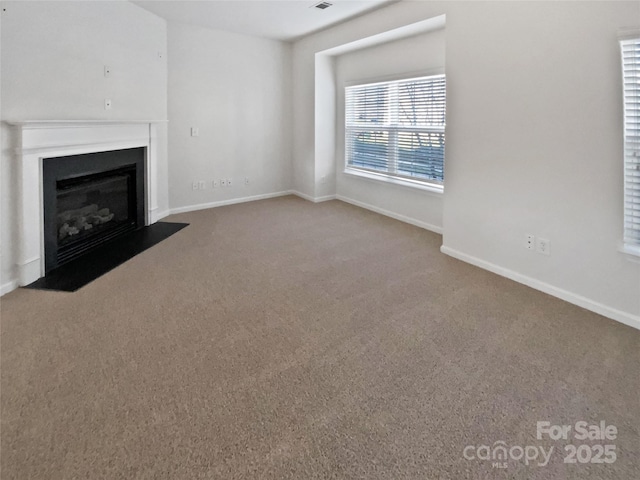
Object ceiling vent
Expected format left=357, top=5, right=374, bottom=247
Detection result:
left=312, top=1, right=333, bottom=10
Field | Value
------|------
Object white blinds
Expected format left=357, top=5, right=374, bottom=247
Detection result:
left=621, top=38, right=640, bottom=249
left=345, top=75, right=446, bottom=184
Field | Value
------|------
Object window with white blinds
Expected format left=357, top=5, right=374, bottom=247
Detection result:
left=345, top=74, right=446, bottom=187
left=621, top=37, right=640, bottom=254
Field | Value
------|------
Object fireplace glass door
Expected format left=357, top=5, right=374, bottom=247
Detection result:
left=55, top=167, right=137, bottom=266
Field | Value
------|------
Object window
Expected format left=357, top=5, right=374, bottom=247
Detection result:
left=345, top=74, right=446, bottom=189
left=621, top=37, right=640, bottom=254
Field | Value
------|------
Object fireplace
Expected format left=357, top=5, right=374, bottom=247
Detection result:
left=10, top=121, right=162, bottom=286
left=42, top=148, right=145, bottom=272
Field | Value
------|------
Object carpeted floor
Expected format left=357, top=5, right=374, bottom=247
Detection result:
left=1, top=195, right=639, bottom=479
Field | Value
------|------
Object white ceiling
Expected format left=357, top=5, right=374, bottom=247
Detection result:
left=132, top=0, right=397, bottom=41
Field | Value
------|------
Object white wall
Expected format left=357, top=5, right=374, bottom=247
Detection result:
left=0, top=0, right=169, bottom=292
left=167, top=21, right=291, bottom=210
left=292, top=0, right=640, bottom=327
left=334, top=28, right=446, bottom=232
left=442, top=1, right=640, bottom=324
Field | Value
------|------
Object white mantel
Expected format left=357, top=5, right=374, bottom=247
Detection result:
left=9, top=120, right=163, bottom=286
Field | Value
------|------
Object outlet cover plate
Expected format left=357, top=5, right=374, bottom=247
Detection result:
left=536, top=238, right=550, bottom=255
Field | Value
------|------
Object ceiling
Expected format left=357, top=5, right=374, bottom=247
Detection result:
left=132, top=0, right=397, bottom=41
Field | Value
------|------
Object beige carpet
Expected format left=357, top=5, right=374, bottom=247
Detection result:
left=1, top=196, right=639, bottom=479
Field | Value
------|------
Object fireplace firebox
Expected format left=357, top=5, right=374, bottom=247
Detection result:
left=43, top=148, right=145, bottom=273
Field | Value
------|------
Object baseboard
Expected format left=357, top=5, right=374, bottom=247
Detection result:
left=167, top=191, right=293, bottom=215
left=149, top=207, right=170, bottom=223
left=154, top=210, right=171, bottom=222
left=440, top=245, right=640, bottom=332
left=336, top=194, right=443, bottom=235
left=1, top=279, right=18, bottom=296
left=315, top=194, right=337, bottom=203
left=290, top=190, right=336, bottom=203
left=18, top=257, right=41, bottom=287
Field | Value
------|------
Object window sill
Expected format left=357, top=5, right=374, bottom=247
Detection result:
left=619, top=244, right=640, bottom=263
left=343, top=168, right=444, bottom=195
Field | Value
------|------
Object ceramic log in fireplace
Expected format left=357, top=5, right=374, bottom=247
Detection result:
left=42, top=148, right=145, bottom=272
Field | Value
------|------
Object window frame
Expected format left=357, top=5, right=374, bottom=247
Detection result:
left=344, top=72, right=446, bottom=192
left=620, top=34, right=640, bottom=257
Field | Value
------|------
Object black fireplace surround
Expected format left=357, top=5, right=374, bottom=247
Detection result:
left=43, top=147, right=145, bottom=273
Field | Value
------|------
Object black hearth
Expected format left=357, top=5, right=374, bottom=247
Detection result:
left=43, top=148, right=145, bottom=273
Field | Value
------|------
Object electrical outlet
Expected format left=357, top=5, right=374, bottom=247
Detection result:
left=244, top=177, right=250, bottom=185
left=190, top=127, right=199, bottom=137
left=537, top=238, right=550, bottom=255
left=213, top=180, right=219, bottom=188
left=227, top=178, right=233, bottom=187
left=198, top=181, right=205, bottom=190
left=192, top=182, right=198, bottom=190
left=104, top=99, right=112, bottom=110
left=221, top=179, right=227, bottom=187
left=320, top=175, right=327, bottom=184
left=525, top=234, right=535, bottom=250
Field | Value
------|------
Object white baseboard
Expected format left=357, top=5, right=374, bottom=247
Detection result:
left=149, top=207, right=168, bottom=224
left=153, top=209, right=171, bottom=222
left=167, top=191, right=293, bottom=216
left=315, top=194, right=337, bottom=203
left=289, top=190, right=314, bottom=202
left=18, top=257, right=41, bottom=287
left=1, top=279, right=18, bottom=296
left=289, top=190, right=336, bottom=203
left=167, top=190, right=338, bottom=217
left=440, top=245, right=640, bottom=332
left=336, top=194, right=443, bottom=235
